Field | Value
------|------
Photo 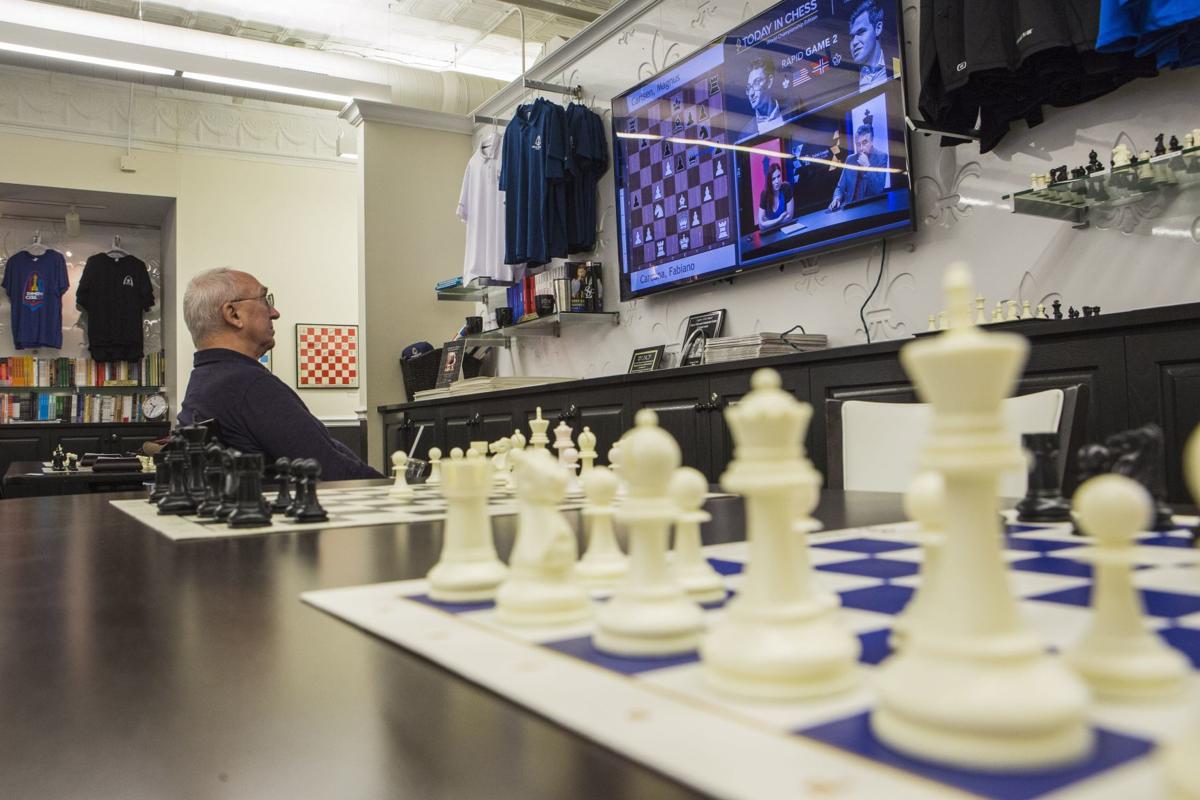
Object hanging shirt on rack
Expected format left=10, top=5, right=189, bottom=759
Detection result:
left=500, top=98, right=569, bottom=267
left=457, top=132, right=511, bottom=284
left=2, top=249, right=69, bottom=350
left=565, top=104, right=610, bottom=254
left=1098, top=0, right=1200, bottom=68
left=76, top=252, right=156, bottom=362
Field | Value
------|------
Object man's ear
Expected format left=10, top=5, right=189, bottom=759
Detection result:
left=221, top=302, right=243, bottom=330
left=874, top=21, right=883, bottom=36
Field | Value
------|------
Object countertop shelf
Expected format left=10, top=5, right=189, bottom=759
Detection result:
left=464, top=311, right=619, bottom=348
left=1003, top=143, right=1200, bottom=228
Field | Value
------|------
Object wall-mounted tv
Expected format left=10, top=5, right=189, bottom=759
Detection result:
left=612, top=0, right=915, bottom=301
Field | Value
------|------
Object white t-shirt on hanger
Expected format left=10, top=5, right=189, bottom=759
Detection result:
left=456, top=132, right=511, bottom=284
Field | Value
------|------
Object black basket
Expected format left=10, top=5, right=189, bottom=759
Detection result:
left=399, top=348, right=442, bottom=400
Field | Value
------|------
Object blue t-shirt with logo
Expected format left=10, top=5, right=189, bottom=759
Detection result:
left=2, top=249, right=69, bottom=349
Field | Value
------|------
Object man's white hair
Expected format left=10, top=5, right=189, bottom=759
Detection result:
left=183, top=267, right=243, bottom=346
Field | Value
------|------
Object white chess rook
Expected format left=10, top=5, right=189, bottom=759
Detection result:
left=1066, top=474, right=1188, bottom=699
left=668, top=467, right=725, bottom=604
left=594, top=410, right=703, bottom=656
left=701, top=368, right=860, bottom=699
left=889, top=471, right=946, bottom=651
left=495, top=448, right=591, bottom=626
left=426, top=450, right=508, bottom=602
left=871, top=263, right=1091, bottom=771
left=576, top=466, right=629, bottom=588
left=389, top=451, right=413, bottom=503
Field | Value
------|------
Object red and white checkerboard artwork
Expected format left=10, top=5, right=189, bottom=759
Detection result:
left=295, top=324, right=359, bottom=388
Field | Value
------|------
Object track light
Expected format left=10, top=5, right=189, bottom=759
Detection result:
left=65, top=206, right=80, bottom=237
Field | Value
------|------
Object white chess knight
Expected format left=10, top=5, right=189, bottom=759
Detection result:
left=871, top=263, right=1092, bottom=771
left=489, top=438, right=512, bottom=487
left=668, top=467, right=725, bottom=604
left=1066, top=474, right=1189, bottom=699
left=594, top=409, right=703, bottom=656
left=426, top=449, right=508, bottom=602
left=1162, top=425, right=1200, bottom=799
left=528, top=408, right=550, bottom=450
left=389, top=450, right=413, bottom=502
left=889, top=471, right=945, bottom=651
left=576, top=465, right=629, bottom=588
left=494, top=448, right=591, bottom=626
left=426, top=447, right=443, bottom=486
left=701, top=368, right=860, bottom=699
left=577, top=427, right=598, bottom=475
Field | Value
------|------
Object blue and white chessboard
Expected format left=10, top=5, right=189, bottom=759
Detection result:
left=302, top=518, right=1200, bottom=800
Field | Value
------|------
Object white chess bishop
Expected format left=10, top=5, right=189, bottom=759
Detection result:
left=668, top=466, right=725, bottom=604
left=594, top=409, right=703, bottom=656
left=426, top=447, right=443, bottom=486
left=577, top=427, right=598, bottom=475
left=871, top=263, right=1091, bottom=771
left=1067, top=474, right=1189, bottom=700
left=576, top=465, right=629, bottom=588
left=389, top=450, right=413, bottom=502
left=426, top=449, right=507, bottom=602
left=701, top=368, right=860, bottom=699
left=494, top=447, right=591, bottom=626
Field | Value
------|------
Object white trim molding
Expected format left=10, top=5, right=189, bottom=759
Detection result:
left=340, top=99, right=474, bottom=135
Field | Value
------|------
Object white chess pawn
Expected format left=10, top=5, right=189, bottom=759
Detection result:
left=1006, top=299, right=1019, bottom=321
left=495, top=448, right=591, bottom=626
left=528, top=408, right=550, bottom=450
left=668, top=466, right=724, bottom=604
left=607, top=441, right=626, bottom=496
left=927, top=314, right=936, bottom=332
left=389, top=450, right=413, bottom=502
left=449, top=446, right=465, bottom=460
left=469, top=440, right=489, bottom=460
left=701, top=368, right=859, bottom=699
left=1065, top=474, right=1188, bottom=699
left=890, top=472, right=945, bottom=651
left=562, top=447, right=581, bottom=495
left=426, top=449, right=507, bottom=602
left=1037, top=303, right=1048, bottom=319
left=992, top=301, right=1003, bottom=323
left=1165, top=429, right=1200, bottom=797
left=426, top=447, right=443, bottom=486
left=594, top=410, right=703, bottom=656
left=576, top=465, right=629, bottom=588
left=1030, top=172, right=1040, bottom=189
left=1021, top=300, right=1032, bottom=319
left=577, top=427, right=598, bottom=475
left=937, top=311, right=947, bottom=330
left=974, top=295, right=986, bottom=326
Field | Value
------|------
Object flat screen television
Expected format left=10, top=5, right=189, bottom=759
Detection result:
left=612, top=0, right=915, bottom=301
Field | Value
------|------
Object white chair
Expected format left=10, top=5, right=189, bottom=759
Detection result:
left=829, top=387, right=1082, bottom=497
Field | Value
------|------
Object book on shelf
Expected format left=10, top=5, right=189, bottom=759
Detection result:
left=0, top=353, right=165, bottom=389
left=0, top=390, right=158, bottom=424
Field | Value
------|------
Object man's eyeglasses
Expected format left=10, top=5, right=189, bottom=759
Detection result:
left=746, top=76, right=767, bottom=91
left=231, top=291, right=275, bottom=310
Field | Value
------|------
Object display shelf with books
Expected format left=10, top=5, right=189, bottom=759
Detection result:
left=0, top=353, right=166, bottom=388
left=0, top=391, right=164, bottom=424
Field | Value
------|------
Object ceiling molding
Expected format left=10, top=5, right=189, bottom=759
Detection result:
left=340, top=100, right=473, bottom=135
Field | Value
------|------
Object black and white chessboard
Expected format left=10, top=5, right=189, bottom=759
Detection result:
left=303, top=518, right=1200, bottom=800
left=111, top=484, right=729, bottom=541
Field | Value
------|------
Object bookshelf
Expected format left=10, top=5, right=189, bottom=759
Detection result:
left=0, top=354, right=167, bottom=424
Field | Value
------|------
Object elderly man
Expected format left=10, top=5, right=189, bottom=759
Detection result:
left=178, top=268, right=382, bottom=480
left=827, top=123, right=889, bottom=211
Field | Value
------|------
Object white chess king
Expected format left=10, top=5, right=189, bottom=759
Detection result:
left=870, top=263, right=1092, bottom=771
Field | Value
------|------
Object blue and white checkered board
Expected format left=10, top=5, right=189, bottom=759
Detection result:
left=302, top=519, right=1200, bottom=800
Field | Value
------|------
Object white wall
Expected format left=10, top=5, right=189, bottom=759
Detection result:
left=482, top=0, right=1200, bottom=378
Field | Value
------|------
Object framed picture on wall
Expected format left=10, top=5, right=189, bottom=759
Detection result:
left=295, top=323, right=359, bottom=388
left=680, top=309, right=725, bottom=367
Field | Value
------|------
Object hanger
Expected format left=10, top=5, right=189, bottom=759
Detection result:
left=107, top=235, right=128, bottom=258
left=25, top=230, right=47, bottom=257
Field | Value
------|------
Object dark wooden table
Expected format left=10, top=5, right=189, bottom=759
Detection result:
left=0, top=485, right=905, bottom=799
left=2, top=460, right=152, bottom=498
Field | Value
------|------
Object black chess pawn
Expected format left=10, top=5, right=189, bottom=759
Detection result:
left=285, top=459, right=307, bottom=518
left=228, top=452, right=273, bottom=528
left=157, top=443, right=197, bottom=516
left=1086, top=150, right=1103, bottom=173
left=271, top=457, right=293, bottom=512
left=1052, top=299, right=1063, bottom=320
left=1082, top=306, right=1094, bottom=317
left=1092, top=305, right=1100, bottom=315
left=212, top=448, right=241, bottom=520
left=179, top=424, right=209, bottom=504
left=1170, top=135, right=1182, bottom=152
left=148, top=447, right=170, bottom=503
left=294, top=459, right=329, bottom=524
left=1154, top=133, right=1166, bottom=156
left=1015, top=433, right=1072, bottom=522
left=195, top=444, right=225, bottom=517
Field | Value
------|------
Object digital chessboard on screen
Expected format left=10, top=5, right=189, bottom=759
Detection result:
left=304, top=518, right=1200, bottom=800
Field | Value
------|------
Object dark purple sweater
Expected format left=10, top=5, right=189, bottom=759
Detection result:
left=179, top=348, right=382, bottom=481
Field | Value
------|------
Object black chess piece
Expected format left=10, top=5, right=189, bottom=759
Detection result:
left=179, top=424, right=209, bottom=504
left=285, top=459, right=307, bottom=518
left=148, top=446, right=171, bottom=503
left=1170, top=135, right=1182, bottom=152
left=1092, top=305, right=1101, bottom=315
left=1070, top=166, right=1087, bottom=179
left=1050, top=165, right=1067, bottom=183
left=294, top=459, right=329, bottom=524
left=212, top=448, right=241, bottom=520
left=1086, top=150, right=1103, bottom=173
left=195, top=444, right=225, bottom=517
left=51, top=446, right=65, bottom=472
left=1109, top=424, right=1175, bottom=530
left=157, top=442, right=197, bottom=516
left=1083, top=306, right=1094, bottom=317
left=1154, top=133, right=1166, bottom=156
left=1068, top=306, right=1080, bottom=319
left=1016, top=433, right=1072, bottom=522
left=1052, top=299, right=1063, bottom=320
left=228, top=452, right=273, bottom=528
left=271, top=457, right=293, bottom=512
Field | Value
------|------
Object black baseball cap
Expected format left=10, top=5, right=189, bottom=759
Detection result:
left=401, top=341, right=434, bottom=360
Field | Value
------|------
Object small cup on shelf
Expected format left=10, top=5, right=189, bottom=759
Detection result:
left=464, top=316, right=483, bottom=335
left=494, top=307, right=514, bottom=327
left=535, top=294, right=556, bottom=317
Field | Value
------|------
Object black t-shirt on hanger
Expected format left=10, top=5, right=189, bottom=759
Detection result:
left=76, top=253, right=155, bottom=362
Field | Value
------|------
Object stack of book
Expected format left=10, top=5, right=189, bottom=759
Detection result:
left=412, top=376, right=572, bottom=402
left=0, top=392, right=159, bottom=424
left=0, top=353, right=166, bottom=387
left=702, top=333, right=828, bottom=364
